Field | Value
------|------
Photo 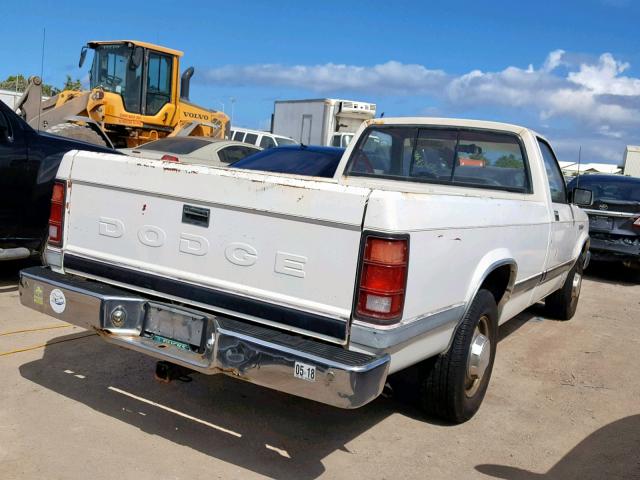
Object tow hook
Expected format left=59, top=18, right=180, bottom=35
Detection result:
left=154, top=361, right=195, bottom=383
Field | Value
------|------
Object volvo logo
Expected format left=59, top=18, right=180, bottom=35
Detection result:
left=598, top=204, right=608, bottom=210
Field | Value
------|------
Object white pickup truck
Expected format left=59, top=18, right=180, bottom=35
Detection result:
left=19, top=117, right=592, bottom=423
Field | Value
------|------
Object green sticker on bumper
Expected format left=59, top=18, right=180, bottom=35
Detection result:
left=151, top=334, right=191, bottom=351
left=33, top=286, right=43, bottom=306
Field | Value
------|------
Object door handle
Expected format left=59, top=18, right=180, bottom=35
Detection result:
left=182, top=204, right=210, bottom=227
left=554, top=210, right=560, bottom=221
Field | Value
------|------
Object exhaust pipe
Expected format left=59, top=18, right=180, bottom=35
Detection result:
left=180, top=67, right=194, bottom=101
left=0, top=247, right=31, bottom=261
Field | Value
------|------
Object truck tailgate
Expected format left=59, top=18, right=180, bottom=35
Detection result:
left=61, top=152, right=370, bottom=343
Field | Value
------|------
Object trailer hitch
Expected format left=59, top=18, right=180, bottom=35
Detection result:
left=154, top=361, right=196, bottom=383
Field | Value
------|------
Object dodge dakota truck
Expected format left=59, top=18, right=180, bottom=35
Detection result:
left=18, top=117, right=591, bottom=423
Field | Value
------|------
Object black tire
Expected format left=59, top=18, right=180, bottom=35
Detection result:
left=544, top=259, right=583, bottom=321
left=418, top=289, right=498, bottom=424
left=45, top=123, right=108, bottom=147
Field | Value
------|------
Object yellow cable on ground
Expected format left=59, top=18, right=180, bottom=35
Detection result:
left=0, top=333, right=96, bottom=357
left=0, top=324, right=73, bottom=337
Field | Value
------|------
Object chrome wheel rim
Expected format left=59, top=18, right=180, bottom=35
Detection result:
left=571, top=271, right=582, bottom=303
left=465, top=315, right=491, bottom=398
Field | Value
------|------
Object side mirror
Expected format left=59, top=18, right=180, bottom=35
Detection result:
left=130, top=46, right=144, bottom=70
left=571, top=187, right=593, bottom=207
left=79, top=46, right=88, bottom=68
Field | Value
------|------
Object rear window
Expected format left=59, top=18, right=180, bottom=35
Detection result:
left=137, top=137, right=211, bottom=154
left=231, top=147, right=344, bottom=177
left=346, top=126, right=530, bottom=193
left=218, top=146, right=259, bottom=163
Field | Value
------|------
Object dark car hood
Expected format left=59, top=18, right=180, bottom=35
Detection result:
left=36, top=131, right=118, bottom=155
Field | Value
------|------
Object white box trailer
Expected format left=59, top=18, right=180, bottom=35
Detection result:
left=623, top=146, right=640, bottom=177
left=272, top=98, right=376, bottom=147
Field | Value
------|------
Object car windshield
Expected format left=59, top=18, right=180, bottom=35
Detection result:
left=569, top=176, right=640, bottom=203
left=231, top=147, right=344, bottom=177
left=136, top=138, right=212, bottom=154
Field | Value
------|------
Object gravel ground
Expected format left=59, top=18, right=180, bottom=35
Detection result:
left=0, top=259, right=638, bottom=480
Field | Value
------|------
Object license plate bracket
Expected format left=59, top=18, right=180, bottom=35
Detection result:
left=143, top=302, right=207, bottom=352
left=589, top=215, right=614, bottom=231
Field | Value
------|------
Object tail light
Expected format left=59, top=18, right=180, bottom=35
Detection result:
left=48, top=181, right=66, bottom=247
left=355, top=234, right=409, bottom=324
left=161, top=154, right=180, bottom=162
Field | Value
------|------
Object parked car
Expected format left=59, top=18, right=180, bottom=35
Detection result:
left=0, top=100, right=115, bottom=261
left=19, top=117, right=589, bottom=424
left=232, top=145, right=345, bottom=177
left=121, top=138, right=260, bottom=167
left=568, top=174, right=640, bottom=267
left=229, top=127, right=297, bottom=149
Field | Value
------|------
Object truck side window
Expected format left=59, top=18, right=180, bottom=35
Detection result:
left=244, top=133, right=258, bottom=145
left=537, top=139, right=567, bottom=203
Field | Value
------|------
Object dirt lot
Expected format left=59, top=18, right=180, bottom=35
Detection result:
left=0, top=260, right=638, bottom=480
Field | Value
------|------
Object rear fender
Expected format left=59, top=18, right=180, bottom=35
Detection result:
left=442, top=250, right=517, bottom=354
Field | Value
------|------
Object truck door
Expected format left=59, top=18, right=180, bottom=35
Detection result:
left=537, top=138, right=575, bottom=271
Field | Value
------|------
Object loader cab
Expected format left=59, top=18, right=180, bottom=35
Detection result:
left=81, top=41, right=181, bottom=118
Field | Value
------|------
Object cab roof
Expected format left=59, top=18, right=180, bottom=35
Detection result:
left=87, top=40, right=183, bottom=57
left=365, top=117, right=530, bottom=135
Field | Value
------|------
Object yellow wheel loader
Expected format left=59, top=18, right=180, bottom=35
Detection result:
left=15, top=40, right=229, bottom=148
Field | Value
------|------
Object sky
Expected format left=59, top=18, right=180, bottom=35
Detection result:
left=1, top=0, right=639, bottom=164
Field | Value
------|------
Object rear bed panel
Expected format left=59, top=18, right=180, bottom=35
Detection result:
left=61, top=152, right=370, bottom=343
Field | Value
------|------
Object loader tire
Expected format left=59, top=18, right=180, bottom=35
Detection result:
left=46, top=123, right=108, bottom=147
left=418, top=289, right=498, bottom=424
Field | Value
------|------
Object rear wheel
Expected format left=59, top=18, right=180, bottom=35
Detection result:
left=46, top=123, right=108, bottom=147
left=544, top=259, right=583, bottom=320
left=418, top=289, right=498, bottom=424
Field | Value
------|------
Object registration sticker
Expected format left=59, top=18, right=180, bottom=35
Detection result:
left=294, top=362, right=316, bottom=382
left=33, top=286, right=44, bottom=306
left=49, top=288, right=66, bottom=314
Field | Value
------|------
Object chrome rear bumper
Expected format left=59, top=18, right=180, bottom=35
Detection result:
left=19, top=267, right=389, bottom=409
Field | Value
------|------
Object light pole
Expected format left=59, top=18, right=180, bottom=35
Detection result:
left=230, top=97, right=235, bottom=126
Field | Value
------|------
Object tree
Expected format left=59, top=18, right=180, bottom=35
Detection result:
left=495, top=154, right=524, bottom=169
left=0, top=74, right=81, bottom=97
left=0, top=74, right=29, bottom=92
left=62, top=75, right=82, bottom=91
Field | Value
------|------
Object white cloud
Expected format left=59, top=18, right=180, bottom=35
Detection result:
left=202, top=50, right=640, bottom=162
left=202, top=61, right=448, bottom=95
left=568, top=53, right=640, bottom=95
